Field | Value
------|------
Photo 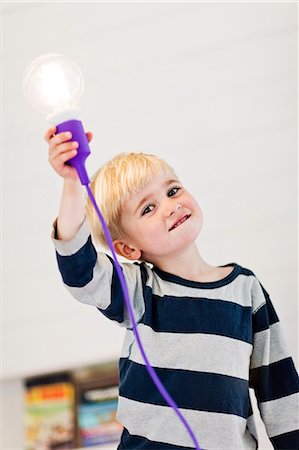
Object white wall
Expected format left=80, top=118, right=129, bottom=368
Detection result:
left=1, top=2, right=298, bottom=449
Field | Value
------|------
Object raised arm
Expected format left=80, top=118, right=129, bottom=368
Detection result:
left=44, top=126, right=92, bottom=240
left=46, top=126, right=146, bottom=327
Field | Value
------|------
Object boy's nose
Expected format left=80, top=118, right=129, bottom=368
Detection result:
left=166, top=203, right=181, bottom=217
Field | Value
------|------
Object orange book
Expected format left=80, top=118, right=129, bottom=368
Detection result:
left=25, top=374, right=75, bottom=450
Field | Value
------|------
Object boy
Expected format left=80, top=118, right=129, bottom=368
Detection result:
left=46, top=127, right=299, bottom=450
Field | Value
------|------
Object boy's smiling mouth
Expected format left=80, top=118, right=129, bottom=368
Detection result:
left=169, top=214, right=191, bottom=231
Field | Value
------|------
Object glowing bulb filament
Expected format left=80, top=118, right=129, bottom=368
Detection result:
left=41, top=63, right=71, bottom=109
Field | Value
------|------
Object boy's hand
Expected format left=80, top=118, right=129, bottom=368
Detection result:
left=44, top=126, right=93, bottom=182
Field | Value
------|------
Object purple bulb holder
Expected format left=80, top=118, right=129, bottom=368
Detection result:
left=56, top=119, right=90, bottom=185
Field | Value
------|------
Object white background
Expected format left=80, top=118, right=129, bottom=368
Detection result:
left=1, top=1, right=298, bottom=449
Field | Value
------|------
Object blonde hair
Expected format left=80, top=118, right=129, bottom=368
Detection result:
left=85, top=152, right=177, bottom=249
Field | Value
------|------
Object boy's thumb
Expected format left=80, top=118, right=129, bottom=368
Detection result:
left=86, top=131, right=93, bottom=143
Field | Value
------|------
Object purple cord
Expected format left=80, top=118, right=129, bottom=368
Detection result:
left=85, top=184, right=201, bottom=450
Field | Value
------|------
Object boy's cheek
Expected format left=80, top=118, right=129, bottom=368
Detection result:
left=144, top=228, right=163, bottom=246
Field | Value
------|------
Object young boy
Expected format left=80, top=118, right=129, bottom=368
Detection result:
left=45, top=127, right=299, bottom=450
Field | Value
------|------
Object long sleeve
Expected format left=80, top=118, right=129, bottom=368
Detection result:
left=51, top=217, right=147, bottom=328
left=249, top=278, right=299, bottom=449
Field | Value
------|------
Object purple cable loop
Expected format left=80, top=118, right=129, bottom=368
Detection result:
left=85, top=184, right=201, bottom=450
left=56, top=119, right=201, bottom=449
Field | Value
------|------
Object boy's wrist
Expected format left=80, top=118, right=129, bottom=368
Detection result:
left=63, top=177, right=83, bottom=193
left=64, top=177, right=81, bottom=186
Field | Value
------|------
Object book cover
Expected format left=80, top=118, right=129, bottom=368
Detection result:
left=78, top=385, right=122, bottom=447
left=25, top=374, right=75, bottom=450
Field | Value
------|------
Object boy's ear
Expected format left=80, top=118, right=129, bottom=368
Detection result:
left=113, top=240, right=142, bottom=261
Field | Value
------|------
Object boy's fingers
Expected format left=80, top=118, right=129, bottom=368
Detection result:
left=86, top=131, right=93, bottom=143
left=64, top=149, right=78, bottom=161
left=50, top=131, right=73, bottom=147
left=56, top=149, right=78, bottom=166
left=46, top=129, right=92, bottom=145
left=50, top=141, right=78, bottom=159
left=44, top=126, right=56, bottom=143
left=50, top=149, right=77, bottom=173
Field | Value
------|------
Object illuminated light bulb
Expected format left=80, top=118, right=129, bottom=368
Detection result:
left=23, top=54, right=90, bottom=185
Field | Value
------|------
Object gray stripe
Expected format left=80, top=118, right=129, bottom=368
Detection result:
left=251, top=277, right=267, bottom=313
left=121, top=324, right=252, bottom=380
left=67, top=252, right=114, bottom=307
left=148, top=271, right=261, bottom=308
left=246, top=414, right=258, bottom=441
left=67, top=254, right=145, bottom=326
left=117, top=396, right=257, bottom=449
left=52, top=217, right=91, bottom=256
left=259, top=393, right=299, bottom=437
left=250, top=322, right=291, bottom=369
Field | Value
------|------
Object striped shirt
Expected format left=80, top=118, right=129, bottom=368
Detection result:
left=52, top=219, right=299, bottom=450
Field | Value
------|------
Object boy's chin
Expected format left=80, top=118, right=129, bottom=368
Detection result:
left=176, top=221, right=202, bottom=244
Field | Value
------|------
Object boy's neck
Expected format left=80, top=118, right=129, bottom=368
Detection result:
left=150, top=243, right=217, bottom=282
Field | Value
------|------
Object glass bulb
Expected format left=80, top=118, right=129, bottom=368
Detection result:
left=22, top=53, right=84, bottom=121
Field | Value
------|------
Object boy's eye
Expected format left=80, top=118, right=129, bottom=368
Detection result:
left=168, top=186, right=181, bottom=197
left=142, top=204, right=154, bottom=216
left=140, top=187, right=182, bottom=216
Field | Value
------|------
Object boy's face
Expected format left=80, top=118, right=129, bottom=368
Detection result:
left=113, top=171, right=203, bottom=264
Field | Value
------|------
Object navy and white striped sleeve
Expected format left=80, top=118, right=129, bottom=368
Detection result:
left=51, top=218, right=146, bottom=328
left=249, top=277, right=299, bottom=449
